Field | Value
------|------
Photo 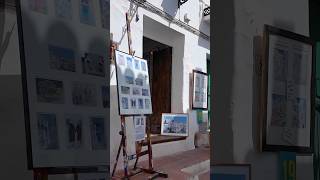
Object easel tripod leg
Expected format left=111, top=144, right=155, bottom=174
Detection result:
left=112, top=132, right=124, bottom=177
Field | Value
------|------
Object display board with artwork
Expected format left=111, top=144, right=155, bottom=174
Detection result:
left=192, top=70, right=208, bottom=109
left=133, top=116, right=146, bottom=141
left=161, top=113, right=189, bottom=137
left=261, top=25, right=315, bottom=153
left=115, top=50, right=152, bottom=115
left=16, top=0, right=109, bottom=169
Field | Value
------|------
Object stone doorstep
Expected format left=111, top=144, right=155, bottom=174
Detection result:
left=181, top=160, right=210, bottom=180
left=195, top=132, right=210, bottom=148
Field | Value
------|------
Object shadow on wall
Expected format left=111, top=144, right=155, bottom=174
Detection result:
left=0, top=3, right=15, bottom=69
left=198, top=20, right=210, bottom=49
left=117, top=2, right=138, bottom=46
left=0, top=2, right=4, bottom=67
left=211, top=0, right=235, bottom=163
left=161, top=0, right=179, bottom=18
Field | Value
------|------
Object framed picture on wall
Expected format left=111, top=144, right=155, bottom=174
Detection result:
left=114, top=50, right=153, bottom=115
left=211, top=164, right=251, bottom=180
left=161, top=113, right=188, bottom=137
left=260, top=25, right=315, bottom=153
left=192, top=70, right=208, bottom=110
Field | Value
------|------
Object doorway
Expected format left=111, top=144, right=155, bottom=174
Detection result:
left=143, top=37, right=172, bottom=134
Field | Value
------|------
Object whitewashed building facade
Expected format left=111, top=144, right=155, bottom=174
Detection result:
left=110, top=0, right=210, bottom=167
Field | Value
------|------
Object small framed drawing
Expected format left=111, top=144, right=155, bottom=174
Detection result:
left=161, top=113, right=188, bottom=137
left=211, top=164, right=251, bottom=180
left=192, top=70, right=208, bottom=110
left=133, top=116, right=146, bottom=141
left=260, top=25, right=315, bottom=153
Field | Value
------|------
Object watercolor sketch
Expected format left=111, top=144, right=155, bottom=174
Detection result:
left=65, top=114, right=82, bottom=149
left=48, top=45, right=75, bottom=72
left=131, top=98, right=137, bottom=109
left=161, top=114, right=188, bottom=136
left=82, top=53, right=106, bottom=77
left=292, top=98, right=306, bottom=128
left=36, top=78, right=65, bottom=104
left=273, top=48, right=288, bottom=82
left=90, top=117, right=106, bottom=150
left=99, top=0, right=109, bottom=29
left=134, top=116, right=146, bottom=141
left=270, top=94, right=287, bottom=127
left=79, top=0, right=96, bottom=26
left=54, top=0, right=72, bottom=19
left=121, top=86, right=130, bottom=95
left=72, top=82, right=97, bottom=107
left=121, top=97, right=129, bottom=109
left=37, top=113, right=59, bottom=149
left=28, top=0, right=48, bottom=14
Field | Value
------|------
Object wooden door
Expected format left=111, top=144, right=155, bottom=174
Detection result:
left=146, top=47, right=172, bottom=134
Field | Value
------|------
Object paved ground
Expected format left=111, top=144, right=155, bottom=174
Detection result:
left=113, top=147, right=210, bottom=180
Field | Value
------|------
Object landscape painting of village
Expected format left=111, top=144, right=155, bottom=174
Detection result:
left=161, top=113, right=188, bottom=137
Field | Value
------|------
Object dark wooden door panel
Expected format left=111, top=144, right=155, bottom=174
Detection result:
left=148, top=47, right=172, bottom=134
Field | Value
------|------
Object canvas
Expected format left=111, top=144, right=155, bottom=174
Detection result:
left=161, top=113, right=188, bottom=137
left=115, top=50, right=152, bottom=115
left=17, top=0, right=109, bottom=169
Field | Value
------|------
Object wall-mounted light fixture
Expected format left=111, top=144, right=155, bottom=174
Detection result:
left=184, top=13, right=191, bottom=23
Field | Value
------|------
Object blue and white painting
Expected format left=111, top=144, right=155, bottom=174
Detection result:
left=80, top=0, right=96, bottom=26
left=161, top=113, right=188, bottom=136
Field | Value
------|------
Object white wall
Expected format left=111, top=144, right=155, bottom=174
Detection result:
left=110, top=0, right=210, bottom=168
left=212, top=0, right=313, bottom=179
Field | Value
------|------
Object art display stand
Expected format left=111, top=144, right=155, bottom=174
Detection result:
left=111, top=116, right=168, bottom=180
left=111, top=12, right=168, bottom=180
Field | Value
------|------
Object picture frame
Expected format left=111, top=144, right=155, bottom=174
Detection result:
left=114, top=50, right=153, bottom=115
left=192, top=70, right=208, bottom=110
left=133, top=116, right=146, bottom=142
left=161, top=113, right=189, bottom=137
left=260, top=25, right=315, bottom=153
left=211, top=164, right=251, bottom=180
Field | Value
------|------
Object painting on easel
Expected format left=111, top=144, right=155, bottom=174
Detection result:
left=16, top=0, right=109, bottom=172
left=114, top=50, right=153, bottom=115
